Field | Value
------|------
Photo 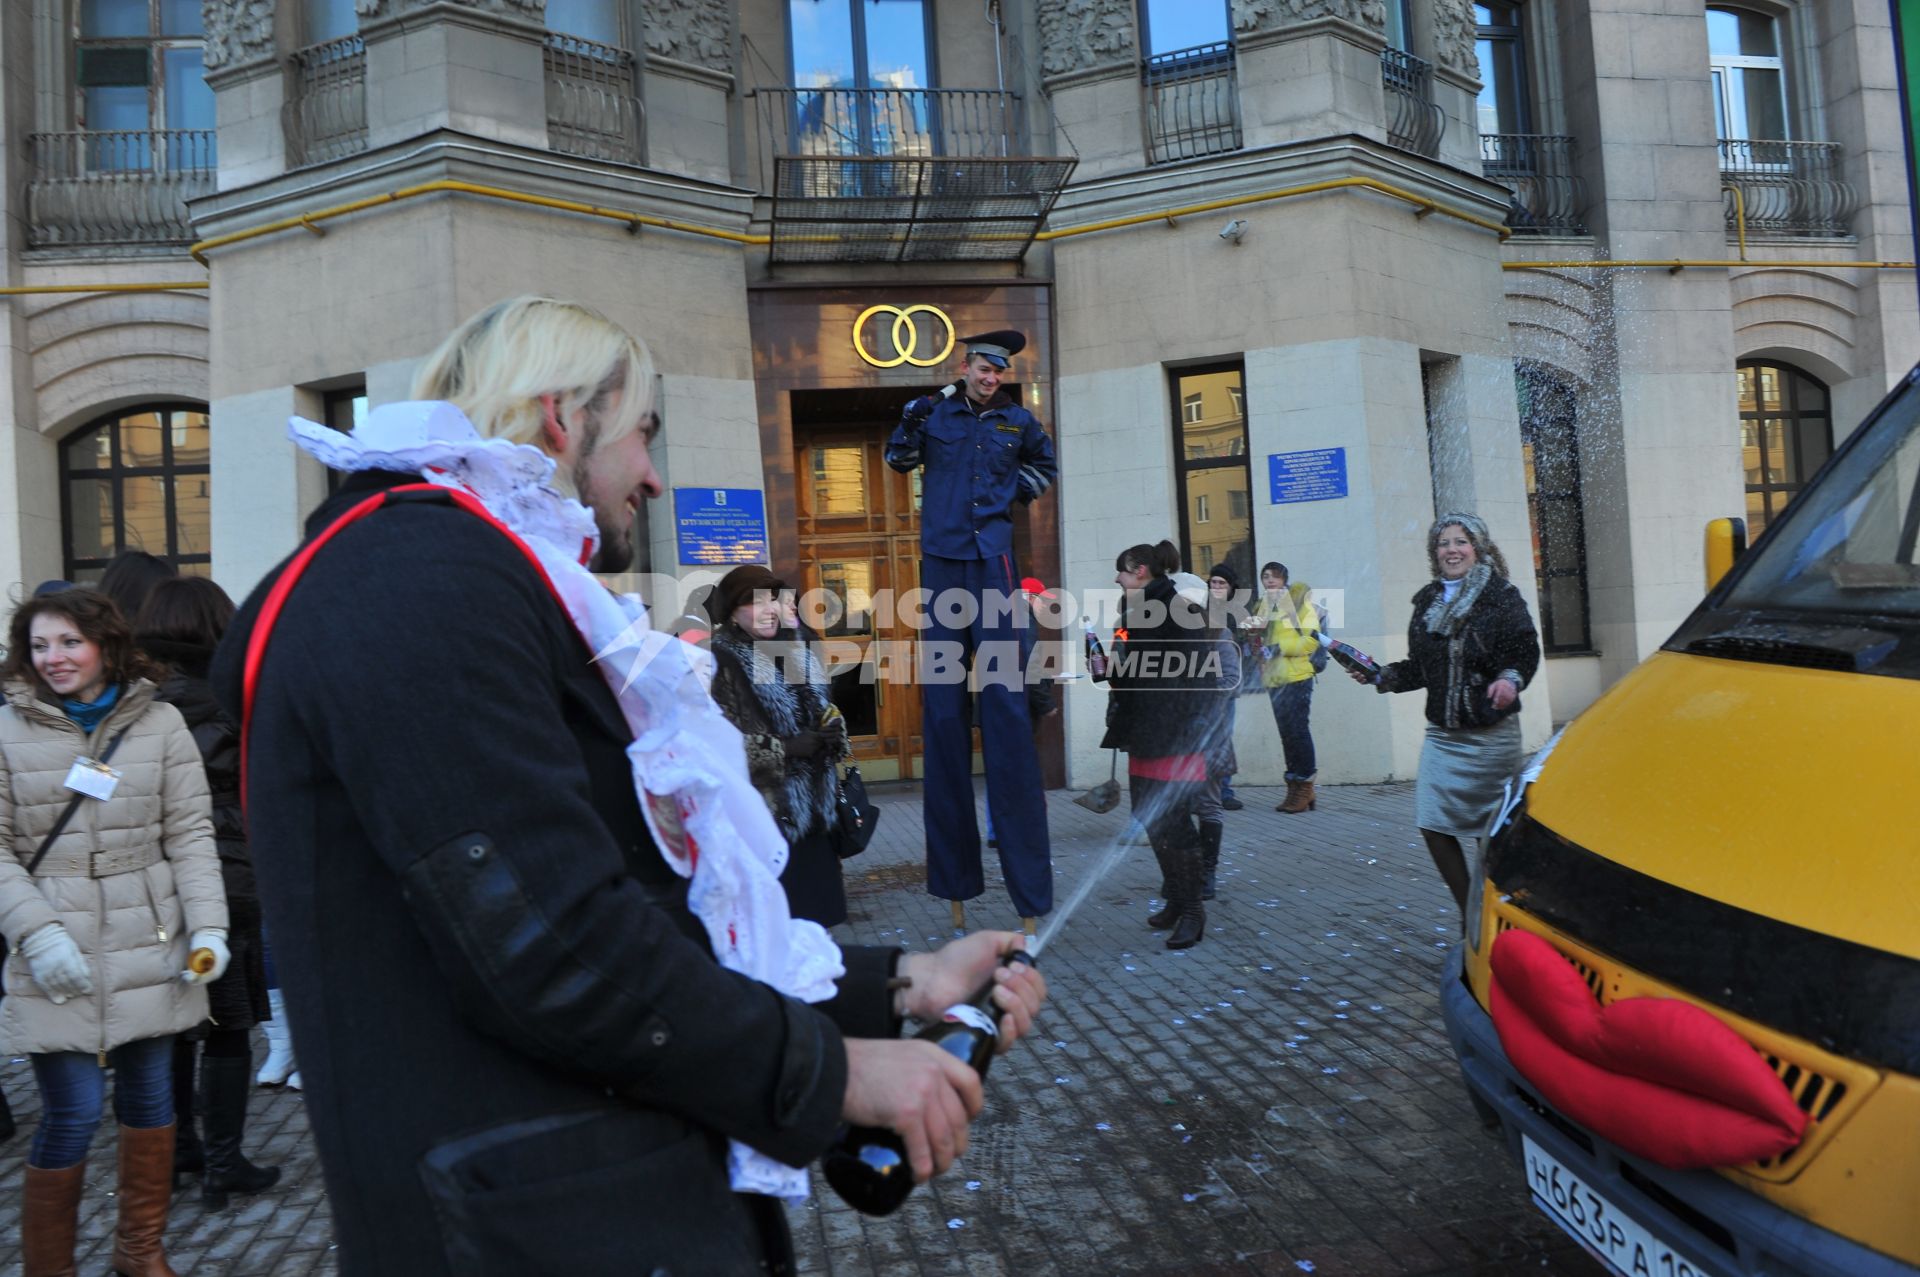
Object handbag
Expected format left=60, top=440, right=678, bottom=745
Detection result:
left=833, top=764, right=879, bottom=859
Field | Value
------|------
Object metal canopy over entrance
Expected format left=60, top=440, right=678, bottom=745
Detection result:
left=768, top=155, right=1077, bottom=263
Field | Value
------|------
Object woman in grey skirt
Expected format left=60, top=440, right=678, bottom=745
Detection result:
left=1352, top=514, right=1540, bottom=927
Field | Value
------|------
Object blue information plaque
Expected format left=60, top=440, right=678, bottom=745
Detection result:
left=1268, top=448, right=1349, bottom=505
left=674, top=487, right=768, bottom=565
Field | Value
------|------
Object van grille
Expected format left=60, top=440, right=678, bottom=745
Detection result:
left=1486, top=910, right=1875, bottom=1183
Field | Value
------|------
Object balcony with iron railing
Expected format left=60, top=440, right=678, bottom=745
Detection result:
left=1718, top=139, right=1857, bottom=237
left=1480, top=134, right=1587, bottom=235
left=25, top=129, right=216, bottom=248
left=1381, top=47, right=1443, bottom=158
left=753, top=87, right=1075, bottom=263
left=545, top=33, right=645, bottom=164
left=1143, top=43, right=1242, bottom=166
left=285, top=34, right=368, bottom=168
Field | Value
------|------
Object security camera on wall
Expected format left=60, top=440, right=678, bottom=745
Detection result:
left=1220, top=218, right=1249, bottom=244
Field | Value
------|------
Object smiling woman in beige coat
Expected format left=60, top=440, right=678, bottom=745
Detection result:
left=0, top=587, right=228, bottom=1277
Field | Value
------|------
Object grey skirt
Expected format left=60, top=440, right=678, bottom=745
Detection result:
left=1415, top=716, right=1524, bottom=839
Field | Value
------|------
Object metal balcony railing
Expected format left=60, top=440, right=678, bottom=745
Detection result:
left=1143, top=43, right=1242, bottom=166
left=753, top=86, right=1072, bottom=264
left=757, top=87, right=1024, bottom=172
left=1718, top=139, right=1857, bottom=237
left=285, top=34, right=368, bottom=168
left=1480, top=134, right=1587, bottom=235
left=25, top=129, right=216, bottom=247
left=545, top=33, right=645, bottom=164
left=1382, top=47, right=1443, bottom=157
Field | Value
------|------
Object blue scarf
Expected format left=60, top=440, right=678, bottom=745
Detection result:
left=63, top=682, right=121, bottom=734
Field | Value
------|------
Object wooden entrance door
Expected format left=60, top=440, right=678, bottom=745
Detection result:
left=795, top=428, right=925, bottom=780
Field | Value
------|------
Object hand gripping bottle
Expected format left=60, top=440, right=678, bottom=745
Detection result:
left=822, top=951, right=1037, bottom=1216
left=1318, top=633, right=1382, bottom=683
left=1084, top=624, right=1109, bottom=681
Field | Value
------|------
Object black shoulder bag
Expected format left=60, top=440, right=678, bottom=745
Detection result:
left=833, top=764, right=880, bottom=859
left=25, top=728, right=131, bottom=876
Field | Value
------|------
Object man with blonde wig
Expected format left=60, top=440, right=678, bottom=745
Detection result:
left=213, top=297, right=1047, bottom=1276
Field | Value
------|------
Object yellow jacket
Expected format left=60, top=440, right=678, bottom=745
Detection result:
left=1256, top=586, right=1321, bottom=688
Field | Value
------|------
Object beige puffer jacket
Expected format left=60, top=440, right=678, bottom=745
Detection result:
left=0, top=678, right=227, bottom=1056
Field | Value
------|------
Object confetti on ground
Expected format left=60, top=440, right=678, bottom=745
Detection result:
left=966, top=1181, right=981, bottom=1191
left=1182, top=1193, right=1198, bottom=1202
left=947, top=1218, right=965, bottom=1229
left=1095, top=1123, right=1110, bottom=1131
left=1296, top=1261, right=1316, bottom=1272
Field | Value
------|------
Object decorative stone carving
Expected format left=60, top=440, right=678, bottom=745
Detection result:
left=1230, top=0, right=1385, bottom=38
left=643, top=0, right=733, bottom=72
left=1431, top=0, right=1478, bottom=77
left=200, top=0, right=275, bottom=70
left=1036, top=0, right=1137, bottom=78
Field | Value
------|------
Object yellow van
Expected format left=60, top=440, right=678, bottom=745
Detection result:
left=1445, top=364, right=1920, bottom=1277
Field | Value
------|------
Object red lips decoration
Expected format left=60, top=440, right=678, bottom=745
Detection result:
left=1488, top=928, right=1809, bottom=1170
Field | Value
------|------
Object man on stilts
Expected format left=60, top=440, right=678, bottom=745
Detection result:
left=887, top=330, right=1057, bottom=934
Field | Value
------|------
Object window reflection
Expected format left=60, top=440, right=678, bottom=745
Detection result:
left=818, top=559, right=876, bottom=636
left=1737, top=361, right=1830, bottom=539
left=810, top=444, right=868, bottom=516
left=59, top=404, right=212, bottom=579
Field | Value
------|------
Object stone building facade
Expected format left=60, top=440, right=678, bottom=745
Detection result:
left=0, top=0, right=1909, bottom=786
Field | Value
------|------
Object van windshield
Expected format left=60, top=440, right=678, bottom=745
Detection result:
left=1722, top=370, right=1920, bottom=620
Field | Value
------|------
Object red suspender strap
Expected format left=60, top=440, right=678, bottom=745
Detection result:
left=239, top=483, right=580, bottom=813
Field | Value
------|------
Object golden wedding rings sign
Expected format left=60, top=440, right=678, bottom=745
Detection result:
left=853, top=304, right=956, bottom=369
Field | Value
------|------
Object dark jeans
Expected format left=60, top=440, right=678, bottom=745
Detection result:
left=1268, top=680, right=1316, bottom=781
left=30, top=1034, right=174, bottom=1168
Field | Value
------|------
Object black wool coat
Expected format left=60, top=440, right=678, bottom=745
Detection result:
left=148, top=637, right=271, bottom=1028
left=212, top=472, right=901, bottom=1277
left=1099, top=575, right=1228, bottom=760
left=1377, top=575, right=1542, bottom=729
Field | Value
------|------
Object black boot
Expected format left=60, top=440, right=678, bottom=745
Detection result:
left=1199, top=821, right=1222, bottom=902
left=0, top=1082, right=14, bottom=1144
left=171, top=1039, right=201, bottom=1181
left=1165, top=829, right=1206, bottom=950
left=199, top=1055, right=281, bottom=1210
left=1146, top=831, right=1179, bottom=930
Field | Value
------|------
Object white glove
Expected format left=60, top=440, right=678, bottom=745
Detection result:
left=20, top=923, right=92, bottom=1004
left=182, top=929, right=231, bottom=985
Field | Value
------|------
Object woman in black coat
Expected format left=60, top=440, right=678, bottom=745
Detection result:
left=1355, top=513, right=1540, bottom=928
left=706, top=565, right=852, bottom=927
left=136, top=577, right=280, bottom=1208
left=1100, top=544, right=1227, bottom=949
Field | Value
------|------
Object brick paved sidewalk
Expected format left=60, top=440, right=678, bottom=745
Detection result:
left=0, top=783, right=1603, bottom=1276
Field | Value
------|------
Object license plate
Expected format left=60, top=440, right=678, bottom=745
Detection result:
left=1521, top=1136, right=1720, bottom=1277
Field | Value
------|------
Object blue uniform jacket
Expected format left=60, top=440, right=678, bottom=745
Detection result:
left=886, top=390, right=1057, bottom=560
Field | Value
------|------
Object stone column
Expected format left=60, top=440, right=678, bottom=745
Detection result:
left=1424, top=0, right=1484, bottom=172
left=208, top=384, right=328, bottom=599
left=201, top=0, right=287, bottom=191
left=1035, top=0, right=1142, bottom=180
left=1561, top=0, right=1741, bottom=678
left=359, top=0, right=551, bottom=151
left=1230, top=0, right=1390, bottom=151
left=640, top=0, right=733, bottom=184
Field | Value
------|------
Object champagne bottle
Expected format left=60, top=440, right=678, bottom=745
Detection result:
left=1084, top=624, right=1109, bottom=681
left=1319, top=633, right=1383, bottom=683
left=822, top=950, right=1037, bottom=1217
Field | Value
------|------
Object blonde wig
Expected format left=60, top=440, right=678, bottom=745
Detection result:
left=411, top=296, right=656, bottom=475
left=1426, top=512, right=1510, bottom=579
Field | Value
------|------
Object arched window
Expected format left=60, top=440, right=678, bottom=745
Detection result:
left=61, top=404, right=211, bottom=582
left=1516, top=362, right=1591, bottom=653
left=1738, top=361, right=1830, bottom=537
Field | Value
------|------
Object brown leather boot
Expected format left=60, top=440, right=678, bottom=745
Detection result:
left=1273, top=780, right=1299, bottom=812
left=110, top=1124, right=179, bottom=1277
left=1279, top=779, right=1317, bottom=814
left=23, top=1161, right=86, bottom=1277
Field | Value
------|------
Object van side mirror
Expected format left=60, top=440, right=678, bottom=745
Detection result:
left=1704, top=516, right=1747, bottom=592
